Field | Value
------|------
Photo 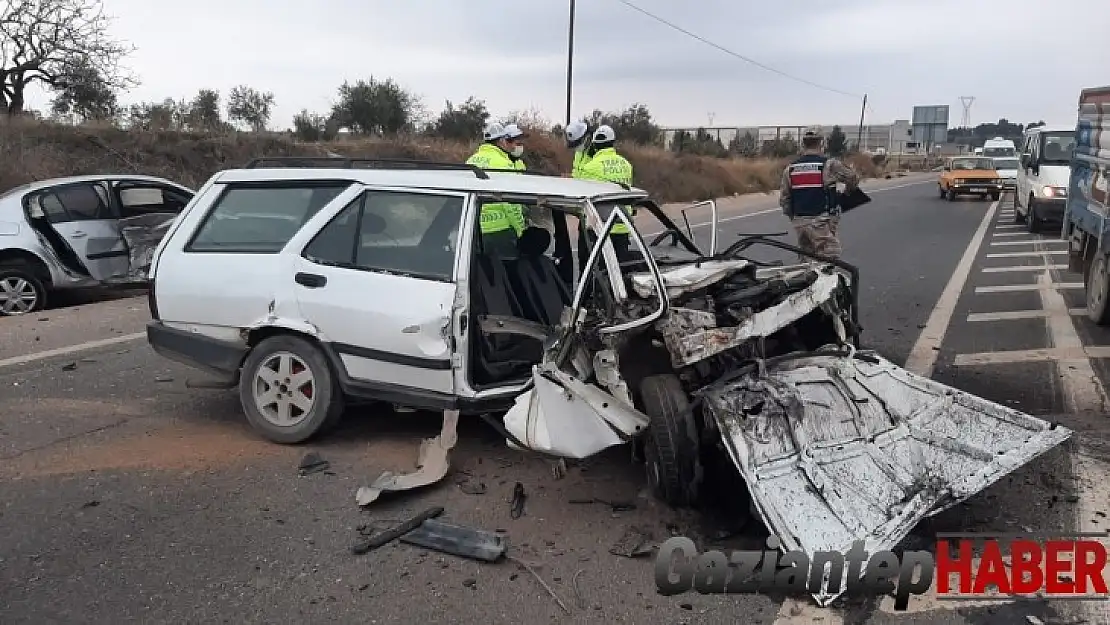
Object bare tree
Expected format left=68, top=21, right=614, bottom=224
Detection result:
left=0, top=0, right=135, bottom=115
left=226, top=84, right=274, bottom=132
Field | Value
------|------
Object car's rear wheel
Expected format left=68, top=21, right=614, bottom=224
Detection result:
left=239, top=334, right=345, bottom=444
left=0, top=262, right=47, bottom=316
left=639, top=374, right=700, bottom=508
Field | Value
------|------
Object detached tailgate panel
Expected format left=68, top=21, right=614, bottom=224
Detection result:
left=701, top=351, right=1072, bottom=604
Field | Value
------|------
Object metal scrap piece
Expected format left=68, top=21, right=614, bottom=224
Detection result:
left=355, top=409, right=459, bottom=507
left=609, top=525, right=656, bottom=558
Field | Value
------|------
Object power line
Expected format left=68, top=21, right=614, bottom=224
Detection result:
left=611, top=0, right=862, bottom=99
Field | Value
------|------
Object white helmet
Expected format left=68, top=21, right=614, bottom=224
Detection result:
left=502, top=123, right=525, bottom=140
left=592, top=124, right=616, bottom=144
left=482, top=121, right=506, bottom=141
left=565, top=120, right=589, bottom=144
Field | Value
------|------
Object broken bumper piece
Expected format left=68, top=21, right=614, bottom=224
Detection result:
left=701, top=348, right=1072, bottom=605
left=356, top=409, right=459, bottom=506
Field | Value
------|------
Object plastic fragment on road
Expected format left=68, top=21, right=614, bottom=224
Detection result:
left=350, top=506, right=444, bottom=555
left=399, top=519, right=507, bottom=562
left=355, top=409, right=459, bottom=507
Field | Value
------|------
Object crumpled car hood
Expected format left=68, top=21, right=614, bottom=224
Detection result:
left=629, top=259, right=752, bottom=300
left=700, top=349, right=1072, bottom=605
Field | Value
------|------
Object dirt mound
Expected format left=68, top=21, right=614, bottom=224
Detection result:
left=0, top=118, right=881, bottom=203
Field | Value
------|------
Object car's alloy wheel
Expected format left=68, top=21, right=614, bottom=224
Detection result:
left=251, top=350, right=318, bottom=428
left=0, top=268, right=46, bottom=316
left=239, top=334, right=345, bottom=444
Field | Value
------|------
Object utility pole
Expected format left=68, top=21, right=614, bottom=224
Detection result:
left=564, top=0, right=576, bottom=126
left=856, top=94, right=867, bottom=152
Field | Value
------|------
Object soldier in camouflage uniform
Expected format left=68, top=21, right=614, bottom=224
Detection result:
left=779, top=126, right=860, bottom=260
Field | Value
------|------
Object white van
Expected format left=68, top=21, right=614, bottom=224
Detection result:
left=1013, top=127, right=1075, bottom=233
left=992, top=156, right=1020, bottom=192
left=982, top=137, right=1017, bottom=158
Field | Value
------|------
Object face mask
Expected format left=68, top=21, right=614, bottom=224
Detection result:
left=511, top=145, right=524, bottom=158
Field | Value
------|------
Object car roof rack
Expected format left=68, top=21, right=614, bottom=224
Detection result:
left=242, top=156, right=490, bottom=180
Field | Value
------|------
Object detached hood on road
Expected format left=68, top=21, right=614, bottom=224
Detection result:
left=702, top=349, right=1071, bottom=603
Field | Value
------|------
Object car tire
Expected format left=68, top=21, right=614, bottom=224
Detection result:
left=1013, top=191, right=1026, bottom=223
left=0, top=262, right=48, bottom=316
left=639, top=374, right=700, bottom=508
left=990, top=192, right=1001, bottom=201
left=946, top=188, right=957, bottom=201
left=938, top=184, right=946, bottom=198
left=238, top=334, right=345, bottom=444
left=1026, top=196, right=1040, bottom=234
left=1087, top=253, right=1110, bottom=326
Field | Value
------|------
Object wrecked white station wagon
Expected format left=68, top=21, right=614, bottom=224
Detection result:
left=145, top=157, right=1071, bottom=603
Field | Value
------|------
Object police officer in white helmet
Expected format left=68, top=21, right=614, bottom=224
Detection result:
left=564, top=120, right=592, bottom=177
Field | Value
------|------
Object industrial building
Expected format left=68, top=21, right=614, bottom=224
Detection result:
left=661, top=104, right=955, bottom=155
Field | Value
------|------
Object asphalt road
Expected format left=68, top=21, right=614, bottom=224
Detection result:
left=2, top=177, right=1107, bottom=625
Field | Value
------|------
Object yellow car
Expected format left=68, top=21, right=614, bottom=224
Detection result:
left=938, top=156, right=1004, bottom=201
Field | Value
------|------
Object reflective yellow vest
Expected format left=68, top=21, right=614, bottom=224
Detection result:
left=466, top=144, right=527, bottom=235
left=574, top=147, right=635, bottom=234
left=571, top=149, right=590, bottom=178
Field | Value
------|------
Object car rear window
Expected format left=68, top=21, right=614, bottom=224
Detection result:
left=187, top=183, right=351, bottom=253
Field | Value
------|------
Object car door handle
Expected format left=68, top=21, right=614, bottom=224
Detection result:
left=70, top=230, right=87, bottom=238
left=295, top=272, right=327, bottom=288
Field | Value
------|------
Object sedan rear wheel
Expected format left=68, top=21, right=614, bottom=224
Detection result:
left=0, top=264, right=47, bottom=316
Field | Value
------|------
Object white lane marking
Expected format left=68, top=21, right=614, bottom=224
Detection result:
left=904, top=200, right=999, bottom=376
left=991, top=232, right=1033, bottom=237
left=953, top=345, right=1110, bottom=365
left=989, top=239, right=1068, bottom=247
left=0, top=332, right=146, bottom=370
left=980, top=264, right=1068, bottom=272
left=646, top=178, right=933, bottom=237
left=974, top=282, right=1083, bottom=293
left=966, top=308, right=1086, bottom=322
left=1035, top=269, right=1109, bottom=412
left=994, top=224, right=1024, bottom=229
left=986, top=250, right=1068, bottom=258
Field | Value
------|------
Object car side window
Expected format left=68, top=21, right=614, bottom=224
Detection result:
left=117, top=183, right=193, bottom=217
left=55, top=183, right=112, bottom=220
left=302, top=190, right=465, bottom=281
left=30, top=192, right=72, bottom=223
left=187, top=183, right=350, bottom=253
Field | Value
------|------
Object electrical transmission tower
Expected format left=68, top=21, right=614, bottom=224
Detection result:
left=959, top=96, right=975, bottom=127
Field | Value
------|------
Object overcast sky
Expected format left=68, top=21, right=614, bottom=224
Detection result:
left=23, top=0, right=1106, bottom=131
